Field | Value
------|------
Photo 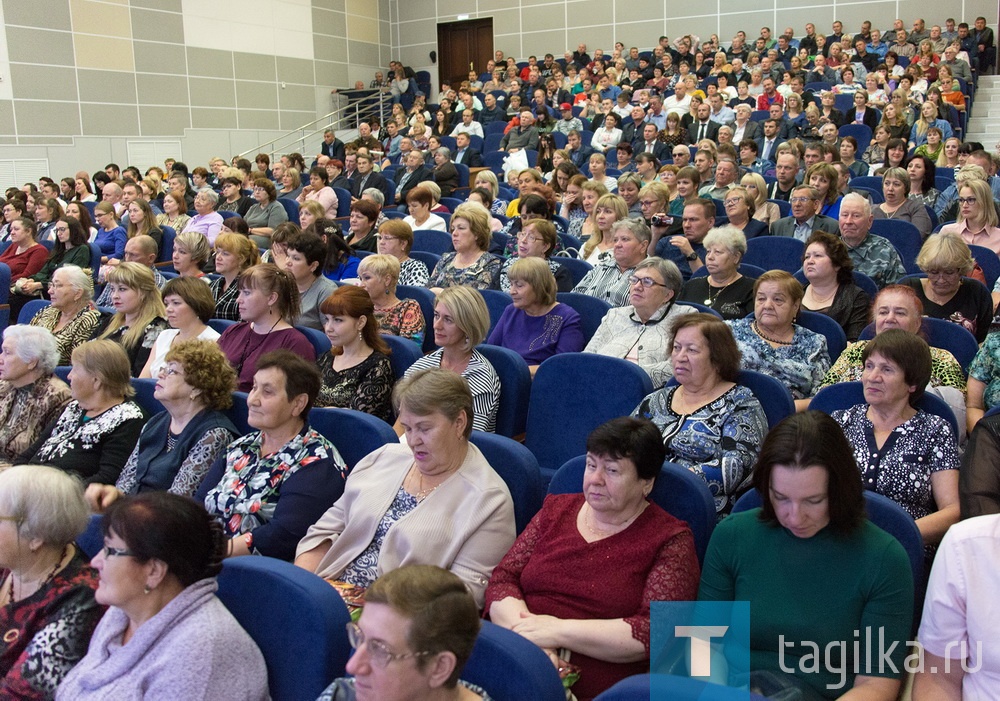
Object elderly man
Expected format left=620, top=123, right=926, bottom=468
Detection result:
left=352, top=122, right=381, bottom=152
left=181, top=190, right=224, bottom=245
left=650, top=198, right=714, bottom=280
left=94, top=235, right=167, bottom=307
left=839, top=193, right=905, bottom=288
left=319, top=129, right=345, bottom=162
left=393, top=150, right=433, bottom=207
left=102, top=182, right=125, bottom=217
left=770, top=185, right=840, bottom=241
left=940, top=44, right=973, bottom=82
left=499, top=109, right=539, bottom=152
left=731, top=105, right=760, bottom=145
left=350, top=152, right=391, bottom=203
left=700, top=158, right=738, bottom=199
left=572, top=218, right=651, bottom=306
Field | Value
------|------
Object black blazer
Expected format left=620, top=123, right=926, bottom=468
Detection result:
left=454, top=148, right=483, bottom=168
left=321, top=138, right=345, bottom=162
left=393, top=166, right=433, bottom=204
left=843, top=106, right=879, bottom=131
left=687, top=120, right=720, bottom=143
left=351, top=171, right=393, bottom=204
left=634, top=141, right=670, bottom=161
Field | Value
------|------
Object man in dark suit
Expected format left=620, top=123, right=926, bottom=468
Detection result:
left=755, top=119, right=785, bottom=164
left=769, top=184, right=839, bottom=241
left=731, top=105, right=762, bottom=144
left=634, top=123, right=670, bottom=161
left=566, top=130, right=594, bottom=168
left=319, top=129, right=345, bottom=163
left=686, top=103, right=721, bottom=143
left=620, top=105, right=647, bottom=146
left=351, top=152, right=393, bottom=204
left=452, top=132, right=482, bottom=168
left=393, top=150, right=433, bottom=206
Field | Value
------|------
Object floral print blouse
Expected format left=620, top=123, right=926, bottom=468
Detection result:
left=727, top=318, right=831, bottom=399
left=428, top=252, right=501, bottom=290
left=374, top=298, right=425, bottom=345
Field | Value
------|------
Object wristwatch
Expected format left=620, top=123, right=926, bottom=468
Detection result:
left=685, top=251, right=699, bottom=261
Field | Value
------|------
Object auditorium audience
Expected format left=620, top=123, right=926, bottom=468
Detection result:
left=357, top=254, right=426, bottom=345
left=138, top=277, right=220, bottom=378
left=92, top=263, right=168, bottom=377
left=26, top=265, right=101, bottom=365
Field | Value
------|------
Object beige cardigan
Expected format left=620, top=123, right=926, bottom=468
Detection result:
left=295, top=442, right=516, bottom=607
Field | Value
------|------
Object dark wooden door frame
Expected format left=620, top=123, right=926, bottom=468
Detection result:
left=437, top=18, right=494, bottom=89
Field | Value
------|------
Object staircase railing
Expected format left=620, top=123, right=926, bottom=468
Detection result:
left=237, top=90, right=392, bottom=161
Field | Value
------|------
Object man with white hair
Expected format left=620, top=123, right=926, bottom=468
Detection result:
left=838, top=193, right=905, bottom=288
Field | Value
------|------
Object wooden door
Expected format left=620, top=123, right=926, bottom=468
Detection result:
left=437, top=18, right=494, bottom=88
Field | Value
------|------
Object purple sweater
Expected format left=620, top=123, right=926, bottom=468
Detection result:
left=486, top=302, right=584, bottom=365
left=218, top=323, right=317, bottom=391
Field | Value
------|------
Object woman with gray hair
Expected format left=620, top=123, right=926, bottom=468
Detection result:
left=432, top=147, right=459, bottom=198
left=27, top=265, right=102, bottom=365
left=584, top=257, right=698, bottom=386
left=0, top=326, right=71, bottom=462
left=0, top=464, right=103, bottom=696
left=678, top=226, right=756, bottom=319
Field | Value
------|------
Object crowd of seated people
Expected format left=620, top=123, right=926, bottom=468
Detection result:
left=0, top=11, right=998, bottom=700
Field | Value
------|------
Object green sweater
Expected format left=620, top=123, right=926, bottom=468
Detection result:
left=698, top=509, right=913, bottom=699
left=29, top=244, right=92, bottom=286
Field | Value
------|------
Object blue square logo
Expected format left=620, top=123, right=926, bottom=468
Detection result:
left=650, top=601, right=751, bottom=698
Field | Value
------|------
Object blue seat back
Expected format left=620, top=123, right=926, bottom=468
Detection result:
left=743, top=236, right=804, bottom=274
left=76, top=513, right=104, bottom=558
left=596, top=673, right=768, bottom=700
left=332, top=188, right=352, bottom=218
left=227, top=391, right=251, bottom=434
left=527, top=354, right=654, bottom=478
left=839, top=123, right=873, bottom=154
left=476, top=344, right=532, bottom=438
left=554, top=257, right=592, bottom=287
left=463, top=621, right=566, bottom=701
left=277, top=197, right=300, bottom=223
left=677, top=301, right=722, bottom=318
left=411, top=229, right=453, bottom=255
left=555, top=291, right=610, bottom=345
left=208, top=318, right=238, bottom=335
left=131, top=377, right=165, bottom=416
left=17, top=298, right=50, bottom=325
left=809, top=381, right=959, bottom=438
left=969, top=244, right=1000, bottom=289
left=469, top=431, right=543, bottom=533
left=870, top=219, right=921, bottom=274
left=768, top=198, right=791, bottom=217
left=308, top=406, right=397, bottom=471
left=409, top=250, right=441, bottom=273
left=548, top=457, right=716, bottom=563
left=158, top=225, right=176, bottom=262
left=480, top=288, right=512, bottom=336
left=216, top=556, right=353, bottom=701
left=88, top=243, right=102, bottom=284
left=796, top=309, right=847, bottom=363
left=295, top=325, right=332, bottom=356
left=382, top=334, right=423, bottom=380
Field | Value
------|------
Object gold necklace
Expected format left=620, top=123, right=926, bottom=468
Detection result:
left=584, top=502, right=646, bottom=538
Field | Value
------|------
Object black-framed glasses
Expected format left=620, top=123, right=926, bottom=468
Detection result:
left=957, top=197, right=977, bottom=205
left=346, top=622, right=431, bottom=668
left=628, top=275, right=668, bottom=289
left=101, top=545, right=135, bottom=558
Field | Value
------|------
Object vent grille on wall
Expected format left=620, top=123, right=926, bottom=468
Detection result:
left=0, top=160, right=51, bottom=189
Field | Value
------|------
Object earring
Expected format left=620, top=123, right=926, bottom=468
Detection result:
left=143, top=585, right=152, bottom=595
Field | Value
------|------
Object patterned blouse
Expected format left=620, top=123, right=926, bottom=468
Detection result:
left=0, top=551, right=103, bottom=699
left=96, top=317, right=169, bottom=378
left=633, top=384, right=768, bottom=517
left=316, top=350, right=394, bottom=423
left=340, top=487, right=418, bottom=588
left=968, top=332, right=1000, bottom=411
left=821, top=341, right=967, bottom=396
left=832, top=404, right=959, bottom=520
left=374, top=298, right=425, bottom=345
left=397, top=257, right=430, bottom=287
left=727, top=319, right=831, bottom=399
left=29, top=305, right=102, bottom=366
left=428, top=252, right=501, bottom=290
left=405, top=350, right=500, bottom=433
left=317, top=678, right=492, bottom=701
left=0, top=376, right=71, bottom=463
left=210, top=276, right=242, bottom=321
left=115, top=427, right=235, bottom=497
left=203, top=427, right=347, bottom=545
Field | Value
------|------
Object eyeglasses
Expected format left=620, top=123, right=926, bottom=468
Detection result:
left=101, top=545, right=135, bottom=558
left=957, top=197, right=977, bottom=205
left=376, top=235, right=399, bottom=242
left=628, top=275, right=668, bottom=289
left=925, top=269, right=959, bottom=277
left=53, top=226, right=70, bottom=234
left=723, top=198, right=743, bottom=206
left=346, top=622, right=431, bottom=669
left=638, top=199, right=659, bottom=207
left=789, top=197, right=815, bottom=204
left=517, top=232, right=544, bottom=243
left=157, top=366, right=184, bottom=378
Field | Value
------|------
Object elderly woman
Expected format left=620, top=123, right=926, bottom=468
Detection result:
left=820, top=284, right=968, bottom=429
left=93, top=263, right=168, bottom=377
left=196, top=351, right=347, bottom=560
left=12, top=216, right=92, bottom=316
left=699, top=411, right=913, bottom=700
left=722, top=187, right=769, bottom=239
left=902, top=231, right=993, bottom=343
left=728, top=271, right=831, bottom=410
left=357, top=254, right=425, bottom=345
left=376, top=219, right=429, bottom=287
left=740, top=173, right=780, bottom=226
left=315, top=286, right=394, bottom=422
left=318, top=565, right=491, bottom=700
left=402, top=286, right=500, bottom=433
left=0, top=217, right=47, bottom=283
left=87, top=340, right=238, bottom=511
left=832, top=330, right=960, bottom=546
left=295, top=166, right=338, bottom=218
left=26, top=266, right=101, bottom=366
left=872, top=167, right=933, bottom=238
left=138, top=277, right=220, bottom=378
left=209, top=232, right=261, bottom=321
left=178, top=191, right=222, bottom=246
left=428, top=203, right=501, bottom=293
left=0, top=326, right=71, bottom=463
left=488, top=258, right=584, bottom=373
left=585, top=257, right=696, bottom=386
left=800, top=231, right=871, bottom=341
left=217, top=264, right=315, bottom=392
left=403, top=186, right=447, bottom=232
left=345, top=199, right=380, bottom=253
left=245, top=177, right=289, bottom=247
left=21, top=340, right=144, bottom=485
left=500, top=219, right=574, bottom=293
left=678, top=226, right=756, bottom=319
left=431, top=147, right=459, bottom=198
left=634, top=314, right=767, bottom=517
left=170, top=231, right=211, bottom=279
left=0, top=465, right=102, bottom=698
left=485, top=416, right=700, bottom=700
left=580, top=194, right=628, bottom=264
left=283, top=232, right=338, bottom=331
left=58, top=492, right=268, bottom=699
left=940, top=178, right=1000, bottom=256
left=295, top=368, right=515, bottom=606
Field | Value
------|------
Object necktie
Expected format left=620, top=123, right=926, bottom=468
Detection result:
left=698, top=123, right=706, bottom=140
left=764, top=140, right=773, bottom=161
left=646, top=142, right=653, bottom=153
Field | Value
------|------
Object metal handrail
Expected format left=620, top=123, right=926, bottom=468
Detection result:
left=238, top=90, right=392, bottom=161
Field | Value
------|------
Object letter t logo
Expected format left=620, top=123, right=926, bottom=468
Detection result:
left=675, top=625, right=729, bottom=677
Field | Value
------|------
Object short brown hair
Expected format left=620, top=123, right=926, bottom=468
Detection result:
left=669, top=313, right=741, bottom=382
left=255, top=349, right=322, bottom=417
left=71, top=340, right=135, bottom=399
left=508, top=257, right=557, bottom=306
left=394, top=368, right=475, bottom=439
left=253, top=177, right=277, bottom=201
left=162, top=276, right=217, bottom=323
left=451, top=203, right=492, bottom=250
left=164, top=339, right=236, bottom=410
left=861, top=329, right=932, bottom=406
left=804, top=231, right=854, bottom=286
left=378, top=219, right=413, bottom=254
